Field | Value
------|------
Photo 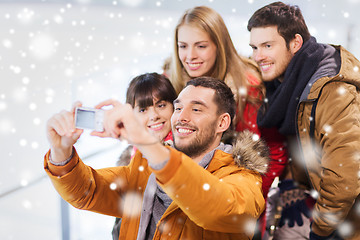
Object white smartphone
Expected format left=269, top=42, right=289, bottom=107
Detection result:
left=75, top=107, right=104, bottom=132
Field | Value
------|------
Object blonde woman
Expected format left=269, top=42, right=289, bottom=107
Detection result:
left=170, top=6, right=262, bottom=123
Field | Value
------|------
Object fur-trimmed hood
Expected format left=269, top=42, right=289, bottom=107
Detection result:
left=231, top=130, right=269, bottom=174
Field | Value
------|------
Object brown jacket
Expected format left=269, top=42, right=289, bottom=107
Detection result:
left=44, top=131, right=269, bottom=239
left=291, top=45, right=360, bottom=239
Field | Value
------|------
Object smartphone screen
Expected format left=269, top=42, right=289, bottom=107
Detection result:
left=75, top=108, right=96, bottom=129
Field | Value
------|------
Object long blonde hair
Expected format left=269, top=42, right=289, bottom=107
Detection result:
left=170, top=6, right=263, bottom=123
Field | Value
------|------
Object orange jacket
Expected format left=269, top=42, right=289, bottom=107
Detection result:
left=44, top=134, right=267, bottom=239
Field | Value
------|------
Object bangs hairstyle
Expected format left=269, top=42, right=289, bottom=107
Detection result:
left=126, top=72, right=177, bottom=109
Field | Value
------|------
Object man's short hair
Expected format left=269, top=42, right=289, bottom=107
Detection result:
left=247, top=1, right=310, bottom=48
left=185, top=76, right=236, bottom=126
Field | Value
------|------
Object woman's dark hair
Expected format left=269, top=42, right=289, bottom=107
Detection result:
left=247, top=1, right=310, bottom=48
left=126, top=72, right=177, bottom=108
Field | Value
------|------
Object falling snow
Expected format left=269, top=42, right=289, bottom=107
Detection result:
left=338, top=221, right=354, bottom=238
left=252, top=133, right=260, bottom=141
left=203, top=183, right=210, bottom=191
left=1, top=0, right=360, bottom=239
left=309, top=189, right=319, bottom=199
left=337, top=86, right=347, bottom=95
left=121, top=191, right=143, bottom=217
left=238, top=86, right=247, bottom=96
left=244, top=219, right=257, bottom=236
left=323, top=124, right=333, bottom=134
left=110, top=182, right=117, bottom=190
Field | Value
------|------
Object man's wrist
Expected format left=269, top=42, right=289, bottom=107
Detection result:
left=130, top=130, right=159, bottom=146
left=49, top=147, right=74, bottom=166
left=138, top=141, right=170, bottom=166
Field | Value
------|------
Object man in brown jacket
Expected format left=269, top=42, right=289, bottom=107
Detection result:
left=44, top=77, right=269, bottom=239
left=248, top=2, right=360, bottom=239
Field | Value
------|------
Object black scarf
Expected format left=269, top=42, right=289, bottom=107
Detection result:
left=257, top=37, right=325, bottom=135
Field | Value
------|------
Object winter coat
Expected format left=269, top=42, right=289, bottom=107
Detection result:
left=290, top=45, right=360, bottom=239
left=44, top=130, right=269, bottom=240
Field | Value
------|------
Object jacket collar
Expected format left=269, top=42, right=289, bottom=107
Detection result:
left=303, top=44, right=360, bottom=101
left=300, top=43, right=341, bottom=101
left=207, top=130, right=270, bottom=175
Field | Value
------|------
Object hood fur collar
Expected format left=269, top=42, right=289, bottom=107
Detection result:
left=231, top=130, right=269, bottom=174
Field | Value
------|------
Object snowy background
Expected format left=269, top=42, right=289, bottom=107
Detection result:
left=0, top=0, right=359, bottom=239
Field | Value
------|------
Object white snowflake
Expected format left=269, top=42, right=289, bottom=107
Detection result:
left=65, top=68, right=74, bottom=77
left=109, top=182, right=117, bottom=190
left=20, top=179, right=29, bottom=187
left=29, top=102, right=37, bottom=111
left=252, top=134, right=260, bottom=141
left=31, top=141, right=39, bottom=149
left=238, top=87, right=247, bottom=96
left=337, top=221, right=354, bottom=238
left=33, top=118, right=41, bottom=125
left=19, top=139, right=27, bottom=147
left=10, top=65, right=21, bottom=74
left=323, top=124, right=332, bottom=133
left=203, top=183, right=210, bottom=191
left=328, top=29, right=336, bottom=39
left=22, top=200, right=33, bottom=209
left=294, top=141, right=322, bottom=170
left=22, top=77, right=30, bottom=85
left=309, top=189, right=319, bottom=199
left=29, top=33, right=57, bottom=60
left=244, top=219, right=257, bottom=236
left=17, top=8, right=35, bottom=24
left=45, top=96, right=53, bottom=104
left=121, top=191, right=143, bottom=217
left=3, top=39, right=12, bottom=48
left=53, top=14, right=63, bottom=24
left=337, top=86, right=346, bottom=95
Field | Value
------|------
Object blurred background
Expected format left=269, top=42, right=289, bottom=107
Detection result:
left=1, top=0, right=359, bottom=239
